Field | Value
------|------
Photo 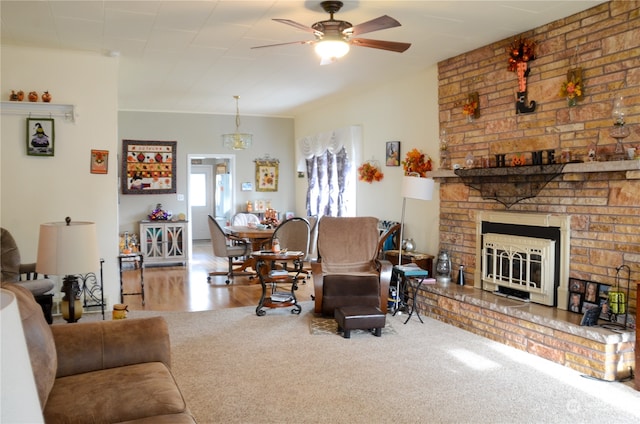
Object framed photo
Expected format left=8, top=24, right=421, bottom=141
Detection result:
left=241, top=182, right=253, bottom=191
left=90, top=150, right=109, bottom=174
left=122, top=140, right=177, bottom=194
left=26, top=118, right=55, bottom=156
left=386, top=141, right=400, bottom=166
left=255, top=158, right=278, bottom=192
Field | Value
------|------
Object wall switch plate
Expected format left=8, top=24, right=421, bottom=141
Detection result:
left=177, top=194, right=184, bottom=201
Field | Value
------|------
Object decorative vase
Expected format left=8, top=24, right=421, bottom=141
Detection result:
left=567, top=97, right=577, bottom=107
left=402, top=238, right=416, bottom=252
left=41, top=91, right=52, bottom=103
left=28, top=91, right=38, bottom=102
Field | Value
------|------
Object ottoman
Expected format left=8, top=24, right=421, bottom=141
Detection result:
left=335, top=305, right=386, bottom=338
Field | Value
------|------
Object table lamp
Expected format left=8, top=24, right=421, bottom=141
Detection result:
left=36, top=217, right=99, bottom=323
left=399, top=175, right=435, bottom=266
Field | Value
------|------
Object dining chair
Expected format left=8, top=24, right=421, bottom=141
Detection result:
left=270, top=217, right=311, bottom=278
left=206, top=215, right=252, bottom=284
left=232, top=213, right=261, bottom=227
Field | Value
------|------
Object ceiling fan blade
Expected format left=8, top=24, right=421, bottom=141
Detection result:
left=273, top=18, right=319, bottom=34
left=251, top=40, right=314, bottom=49
left=348, top=15, right=401, bottom=36
left=350, top=38, right=411, bottom=53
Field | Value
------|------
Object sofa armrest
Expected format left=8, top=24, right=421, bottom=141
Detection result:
left=377, top=259, right=392, bottom=314
left=311, top=259, right=324, bottom=314
left=51, top=316, right=171, bottom=378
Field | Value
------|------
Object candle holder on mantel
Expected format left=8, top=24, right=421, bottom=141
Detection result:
left=610, top=95, right=630, bottom=160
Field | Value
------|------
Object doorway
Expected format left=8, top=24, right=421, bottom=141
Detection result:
left=187, top=154, right=236, bottom=247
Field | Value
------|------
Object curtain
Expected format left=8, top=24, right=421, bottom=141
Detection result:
left=297, top=126, right=361, bottom=218
left=306, top=147, right=350, bottom=217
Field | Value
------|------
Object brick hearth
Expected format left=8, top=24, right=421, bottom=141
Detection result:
left=415, top=283, right=635, bottom=382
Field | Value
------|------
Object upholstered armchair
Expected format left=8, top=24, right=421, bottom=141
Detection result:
left=311, top=216, right=392, bottom=316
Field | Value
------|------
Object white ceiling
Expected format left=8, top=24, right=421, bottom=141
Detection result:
left=1, top=1, right=604, bottom=117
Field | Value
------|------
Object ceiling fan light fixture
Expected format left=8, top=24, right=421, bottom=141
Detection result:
left=222, top=95, right=253, bottom=150
left=314, top=39, right=350, bottom=60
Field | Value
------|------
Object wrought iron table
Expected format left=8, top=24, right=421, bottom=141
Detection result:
left=252, top=250, right=304, bottom=316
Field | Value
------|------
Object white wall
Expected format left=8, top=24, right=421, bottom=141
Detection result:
left=293, top=66, right=441, bottom=256
left=117, top=111, right=295, bottom=235
left=1, top=46, right=120, bottom=305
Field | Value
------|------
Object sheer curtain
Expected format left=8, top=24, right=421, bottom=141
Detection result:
left=297, top=126, right=361, bottom=218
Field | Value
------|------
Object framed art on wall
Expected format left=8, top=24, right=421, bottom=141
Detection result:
left=255, top=157, right=279, bottom=192
left=386, top=141, right=400, bottom=166
left=26, top=118, right=55, bottom=156
left=90, top=149, right=109, bottom=174
left=122, top=140, right=177, bottom=194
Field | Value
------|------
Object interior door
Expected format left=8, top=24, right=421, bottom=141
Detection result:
left=190, top=165, right=213, bottom=240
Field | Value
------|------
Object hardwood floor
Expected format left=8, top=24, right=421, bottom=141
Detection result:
left=121, top=240, right=314, bottom=312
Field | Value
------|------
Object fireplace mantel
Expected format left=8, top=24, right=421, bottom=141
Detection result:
left=430, top=159, right=640, bottom=208
left=430, top=159, right=640, bottom=179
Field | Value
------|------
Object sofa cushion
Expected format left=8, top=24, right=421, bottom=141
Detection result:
left=43, top=362, right=191, bottom=424
left=1, top=282, right=57, bottom=409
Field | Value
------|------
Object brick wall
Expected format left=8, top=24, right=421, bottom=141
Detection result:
left=435, top=0, right=640, bottom=313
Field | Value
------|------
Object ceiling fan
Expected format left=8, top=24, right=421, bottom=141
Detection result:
left=252, top=1, right=411, bottom=64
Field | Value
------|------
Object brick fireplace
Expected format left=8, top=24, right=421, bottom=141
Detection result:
left=419, top=1, right=639, bottom=381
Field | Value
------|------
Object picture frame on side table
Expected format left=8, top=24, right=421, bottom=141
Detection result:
left=26, top=117, right=55, bottom=156
left=90, top=150, right=109, bottom=174
left=122, top=140, right=177, bottom=194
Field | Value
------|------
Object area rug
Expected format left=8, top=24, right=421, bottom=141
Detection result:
left=309, top=315, right=397, bottom=336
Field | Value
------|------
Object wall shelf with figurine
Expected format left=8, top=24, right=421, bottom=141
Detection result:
left=1, top=101, right=76, bottom=122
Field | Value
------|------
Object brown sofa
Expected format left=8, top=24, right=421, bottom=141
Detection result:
left=3, top=283, right=196, bottom=423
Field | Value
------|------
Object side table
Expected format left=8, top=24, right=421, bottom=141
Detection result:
left=118, top=253, right=145, bottom=305
left=252, top=250, right=304, bottom=316
left=385, top=250, right=434, bottom=277
left=391, top=264, right=431, bottom=324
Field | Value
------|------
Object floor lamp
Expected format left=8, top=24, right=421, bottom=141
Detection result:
left=399, top=175, right=435, bottom=266
left=36, top=217, right=100, bottom=323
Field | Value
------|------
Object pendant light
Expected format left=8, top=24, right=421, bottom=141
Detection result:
left=222, top=95, right=253, bottom=150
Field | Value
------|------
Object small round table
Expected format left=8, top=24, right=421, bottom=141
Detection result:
left=251, top=250, right=304, bottom=316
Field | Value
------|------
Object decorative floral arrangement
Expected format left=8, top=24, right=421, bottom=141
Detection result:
left=462, top=100, right=478, bottom=116
left=358, top=161, right=384, bottom=183
left=402, top=148, right=432, bottom=177
left=149, top=203, right=170, bottom=220
left=507, top=37, right=536, bottom=72
left=559, top=69, right=583, bottom=107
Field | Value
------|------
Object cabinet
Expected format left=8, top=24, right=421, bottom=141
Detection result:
left=384, top=250, right=434, bottom=277
left=140, top=221, right=188, bottom=266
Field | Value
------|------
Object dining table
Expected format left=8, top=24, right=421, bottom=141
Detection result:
left=224, top=225, right=276, bottom=275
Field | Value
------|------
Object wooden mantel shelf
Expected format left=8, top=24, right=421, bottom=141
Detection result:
left=429, top=159, right=640, bottom=208
left=429, top=159, right=640, bottom=179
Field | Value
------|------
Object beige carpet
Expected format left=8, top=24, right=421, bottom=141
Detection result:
left=112, top=302, right=640, bottom=423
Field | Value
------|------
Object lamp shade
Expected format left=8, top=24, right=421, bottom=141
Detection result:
left=36, top=220, right=99, bottom=276
left=401, top=175, right=435, bottom=201
left=1, top=289, right=44, bottom=423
